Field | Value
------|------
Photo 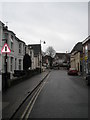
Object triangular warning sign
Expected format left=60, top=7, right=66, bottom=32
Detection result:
left=1, top=43, right=11, bottom=54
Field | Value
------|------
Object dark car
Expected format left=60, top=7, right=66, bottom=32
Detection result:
left=86, top=73, right=90, bottom=85
left=68, top=68, right=78, bottom=75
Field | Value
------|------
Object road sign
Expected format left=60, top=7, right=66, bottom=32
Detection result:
left=1, top=43, right=11, bottom=54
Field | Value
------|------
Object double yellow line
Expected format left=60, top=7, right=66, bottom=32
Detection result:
left=20, top=74, right=50, bottom=120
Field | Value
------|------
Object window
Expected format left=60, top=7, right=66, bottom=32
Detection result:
left=83, top=47, right=85, bottom=53
left=15, top=58, right=17, bottom=70
left=11, top=35, right=13, bottom=41
left=11, top=35, right=13, bottom=51
left=85, top=45, right=88, bottom=57
left=3, top=33, right=8, bottom=44
left=88, top=44, right=90, bottom=50
left=10, top=57, right=13, bottom=71
left=38, top=55, right=40, bottom=66
left=4, top=33, right=8, bottom=39
left=11, top=42, right=13, bottom=50
left=19, top=43, right=22, bottom=53
left=23, top=44, right=25, bottom=54
left=19, top=59, right=21, bottom=70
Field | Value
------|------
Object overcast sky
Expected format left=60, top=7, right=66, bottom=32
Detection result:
left=0, top=2, right=88, bottom=53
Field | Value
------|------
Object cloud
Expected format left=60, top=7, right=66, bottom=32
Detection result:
left=1, top=2, right=88, bottom=53
left=0, top=0, right=89, bottom=2
left=0, top=3, right=2, bottom=20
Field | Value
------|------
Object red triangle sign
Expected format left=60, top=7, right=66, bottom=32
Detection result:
left=1, top=43, right=11, bottom=54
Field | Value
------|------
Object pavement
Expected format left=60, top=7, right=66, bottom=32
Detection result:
left=2, top=69, right=50, bottom=119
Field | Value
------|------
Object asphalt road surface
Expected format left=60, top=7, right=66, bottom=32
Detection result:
left=29, top=70, right=88, bottom=118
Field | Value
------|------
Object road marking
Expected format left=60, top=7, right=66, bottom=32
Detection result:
left=25, top=73, right=50, bottom=119
left=25, top=83, right=44, bottom=119
left=20, top=73, right=50, bottom=119
left=20, top=85, right=41, bottom=119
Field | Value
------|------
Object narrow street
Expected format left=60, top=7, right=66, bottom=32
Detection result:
left=0, top=2, right=90, bottom=120
left=28, top=70, right=88, bottom=118
left=2, top=69, right=89, bottom=119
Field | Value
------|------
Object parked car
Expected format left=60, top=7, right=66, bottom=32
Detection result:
left=68, top=68, right=78, bottom=75
left=86, top=73, right=90, bottom=85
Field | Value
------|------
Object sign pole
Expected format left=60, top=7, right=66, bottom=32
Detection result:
left=5, top=52, right=8, bottom=90
left=5, top=39, right=8, bottom=90
left=1, top=39, right=11, bottom=90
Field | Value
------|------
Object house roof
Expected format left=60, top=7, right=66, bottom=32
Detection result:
left=28, top=44, right=41, bottom=56
left=82, top=35, right=90, bottom=45
left=53, top=53, right=70, bottom=63
left=0, top=21, right=4, bottom=26
left=71, top=42, right=83, bottom=53
left=55, top=53, right=70, bottom=59
left=15, top=36, right=26, bottom=44
left=42, top=55, right=52, bottom=59
left=2, top=23, right=26, bottom=44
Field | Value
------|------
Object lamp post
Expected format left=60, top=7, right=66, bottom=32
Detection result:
left=40, top=40, right=46, bottom=73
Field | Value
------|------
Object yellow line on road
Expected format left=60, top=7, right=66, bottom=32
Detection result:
left=25, top=83, right=44, bottom=119
left=20, top=73, right=50, bottom=120
left=20, top=85, right=41, bottom=119
left=25, top=73, right=50, bottom=119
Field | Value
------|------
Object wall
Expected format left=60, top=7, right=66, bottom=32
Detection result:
left=2, top=29, right=25, bottom=79
left=70, top=54, right=75, bottom=68
left=83, top=41, right=90, bottom=74
left=0, top=21, right=3, bottom=91
left=74, top=52, right=80, bottom=71
left=0, top=22, right=2, bottom=73
left=70, top=52, right=81, bottom=72
left=14, top=39, right=24, bottom=71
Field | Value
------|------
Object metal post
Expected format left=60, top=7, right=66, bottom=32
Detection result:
left=40, top=40, right=46, bottom=73
left=5, top=39, right=8, bottom=90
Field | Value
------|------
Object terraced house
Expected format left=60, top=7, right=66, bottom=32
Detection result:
left=1, top=22, right=26, bottom=81
left=0, top=21, right=3, bottom=90
left=0, top=22, right=3, bottom=72
left=0, top=21, right=43, bottom=90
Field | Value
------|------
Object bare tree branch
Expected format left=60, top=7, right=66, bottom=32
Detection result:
left=45, top=46, right=56, bottom=58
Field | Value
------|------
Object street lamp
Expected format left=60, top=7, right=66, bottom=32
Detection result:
left=40, top=40, right=46, bottom=73
left=40, top=40, right=46, bottom=44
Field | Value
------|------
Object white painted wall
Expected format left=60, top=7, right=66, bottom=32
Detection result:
left=14, top=38, right=24, bottom=71
left=0, top=21, right=3, bottom=91
left=2, top=29, right=25, bottom=79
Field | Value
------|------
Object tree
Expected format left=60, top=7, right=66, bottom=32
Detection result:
left=45, top=46, right=56, bottom=68
left=23, top=54, right=31, bottom=70
left=46, top=46, right=56, bottom=58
